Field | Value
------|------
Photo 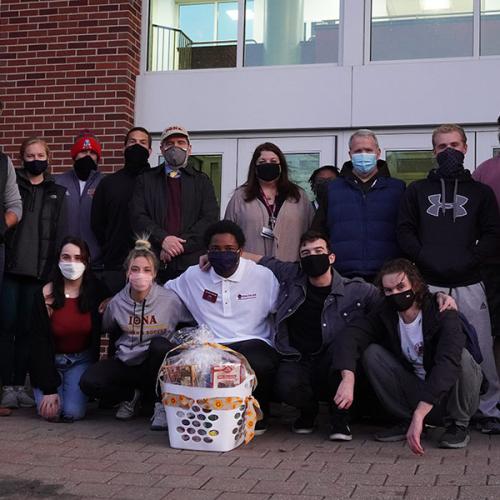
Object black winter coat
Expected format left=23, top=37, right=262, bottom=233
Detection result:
left=130, top=164, right=219, bottom=274
left=332, top=294, right=466, bottom=405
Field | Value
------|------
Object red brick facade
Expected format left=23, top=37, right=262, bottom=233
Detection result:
left=0, top=0, right=142, bottom=173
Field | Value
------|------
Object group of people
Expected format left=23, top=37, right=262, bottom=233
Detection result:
left=1, top=102, right=500, bottom=456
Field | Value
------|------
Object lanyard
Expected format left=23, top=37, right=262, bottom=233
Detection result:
left=259, top=187, right=278, bottom=228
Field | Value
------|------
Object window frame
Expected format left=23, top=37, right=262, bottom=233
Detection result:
left=365, top=0, right=500, bottom=64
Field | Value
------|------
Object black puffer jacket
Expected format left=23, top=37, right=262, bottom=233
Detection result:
left=5, top=169, right=66, bottom=281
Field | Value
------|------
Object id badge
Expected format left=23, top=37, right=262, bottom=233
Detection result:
left=261, top=226, right=274, bottom=239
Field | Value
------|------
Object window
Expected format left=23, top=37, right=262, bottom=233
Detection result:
left=481, top=0, right=500, bottom=55
left=285, top=153, right=320, bottom=200
left=244, top=0, right=340, bottom=66
left=148, top=0, right=238, bottom=71
left=371, top=0, right=474, bottom=61
left=386, top=150, right=435, bottom=184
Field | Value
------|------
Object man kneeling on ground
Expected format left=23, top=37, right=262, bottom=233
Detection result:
left=332, top=258, right=483, bottom=454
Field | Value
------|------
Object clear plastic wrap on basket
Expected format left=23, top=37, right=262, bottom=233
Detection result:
left=162, top=325, right=251, bottom=388
left=158, top=325, right=262, bottom=452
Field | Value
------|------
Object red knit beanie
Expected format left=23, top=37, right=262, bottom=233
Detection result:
left=70, top=134, right=102, bottom=161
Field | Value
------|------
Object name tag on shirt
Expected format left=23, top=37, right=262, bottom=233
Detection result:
left=202, top=289, right=218, bottom=303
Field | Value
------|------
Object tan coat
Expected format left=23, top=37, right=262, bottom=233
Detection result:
left=224, top=186, right=314, bottom=262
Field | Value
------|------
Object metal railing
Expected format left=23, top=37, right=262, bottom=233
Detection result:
left=149, top=24, right=193, bottom=71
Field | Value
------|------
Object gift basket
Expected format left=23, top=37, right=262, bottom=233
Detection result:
left=158, top=325, right=262, bottom=452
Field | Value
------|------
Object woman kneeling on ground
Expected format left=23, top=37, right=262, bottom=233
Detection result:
left=30, top=237, right=108, bottom=422
left=79, top=239, right=192, bottom=429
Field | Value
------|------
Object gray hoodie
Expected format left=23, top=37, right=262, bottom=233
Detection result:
left=104, top=283, right=193, bottom=365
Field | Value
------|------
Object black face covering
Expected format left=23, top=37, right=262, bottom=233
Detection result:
left=386, top=289, right=416, bottom=312
left=300, top=254, right=331, bottom=278
left=73, top=155, right=97, bottom=181
left=124, top=144, right=150, bottom=174
left=436, top=147, right=465, bottom=178
left=313, top=179, right=330, bottom=199
left=256, top=163, right=281, bottom=182
left=24, top=160, right=48, bottom=176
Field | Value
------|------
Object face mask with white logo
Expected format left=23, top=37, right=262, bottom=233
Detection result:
left=59, top=262, right=86, bottom=281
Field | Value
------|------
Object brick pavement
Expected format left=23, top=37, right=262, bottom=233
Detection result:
left=0, top=406, right=499, bottom=499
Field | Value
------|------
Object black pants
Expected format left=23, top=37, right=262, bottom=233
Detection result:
left=79, top=337, right=175, bottom=406
left=225, top=339, right=280, bottom=414
left=275, top=347, right=337, bottom=414
left=0, top=274, right=41, bottom=385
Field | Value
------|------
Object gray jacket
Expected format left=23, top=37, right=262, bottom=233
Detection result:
left=260, top=257, right=383, bottom=359
left=104, top=283, right=193, bottom=365
left=56, top=169, right=102, bottom=265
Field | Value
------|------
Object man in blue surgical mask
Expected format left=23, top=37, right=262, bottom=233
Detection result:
left=312, top=129, right=406, bottom=282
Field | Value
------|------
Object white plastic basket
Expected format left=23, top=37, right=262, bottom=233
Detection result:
left=161, top=375, right=255, bottom=452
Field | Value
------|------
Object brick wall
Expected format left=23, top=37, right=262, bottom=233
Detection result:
left=0, top=0, right=142, bottom=173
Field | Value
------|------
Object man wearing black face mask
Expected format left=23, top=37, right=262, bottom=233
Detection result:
left=333, top=259, right=482, bottom=453
left=398, top=123, right=500, bottom=434
left=131, top=125, right=219, bottom=282
left=91, top=127, right=152, bottom=294
left=56, top=132, right=103, bottom=266
left=249, top=230, right=382, bottom=439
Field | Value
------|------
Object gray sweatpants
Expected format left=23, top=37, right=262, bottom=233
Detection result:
left=429, top=283, right=500, bottom=419
left=362, top=345, right=482, bottom=427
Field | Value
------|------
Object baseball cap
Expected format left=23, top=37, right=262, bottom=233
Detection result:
left=160, top=125, right=190, bottom=144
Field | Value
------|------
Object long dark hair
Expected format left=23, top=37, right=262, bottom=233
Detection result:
left=243, top=142, right=300, bottom=202
left=375, top=258, right=429, bottom=307
left=51, top=236, right=93, bottom=313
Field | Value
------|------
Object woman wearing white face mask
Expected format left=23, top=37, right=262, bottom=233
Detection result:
left=79, top=239, right=192, bottom=428
left=29, top=237, right=108, bottom=422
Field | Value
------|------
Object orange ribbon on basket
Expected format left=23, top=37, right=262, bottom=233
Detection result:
left=162, top=392, right=262, bottom=444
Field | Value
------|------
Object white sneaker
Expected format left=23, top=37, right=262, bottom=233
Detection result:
left=150, top=402, right=168, bottom=431
left=115, top=389, right=141, bottom=420
left=15, top=386, right=35, bottom=408
left=0, top=386, right=18, bottom=409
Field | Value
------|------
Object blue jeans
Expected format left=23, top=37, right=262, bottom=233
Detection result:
left=33, top=350, right=92, bottom=420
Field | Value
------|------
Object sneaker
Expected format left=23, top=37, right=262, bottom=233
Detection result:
left=292, top=410, right=316, bottom=434
left=15, top=386, right=35, bottom=408
left=254, top=417, right=268, bottom=436
left=0, top=386, right=18, bottom=409
left=329, top=414, right=352, bottom=441
left=115, top=389, right=141, bottom=420
left=374, top=421, right=409, bottom=442
left=150, top=402, right=168, bottom=431
left=477, top=417, right=500, bottom=434
left=439, top=423, right=470, bottom=449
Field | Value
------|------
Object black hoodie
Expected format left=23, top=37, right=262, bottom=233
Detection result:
left=397, top=168, right=500, bottom=287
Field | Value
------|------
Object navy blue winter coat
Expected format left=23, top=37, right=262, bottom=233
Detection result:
left=313, top=176, right=406, bottom=279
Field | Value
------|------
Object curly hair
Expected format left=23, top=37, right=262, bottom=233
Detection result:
left=375, top=258, right=429, bottom=307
